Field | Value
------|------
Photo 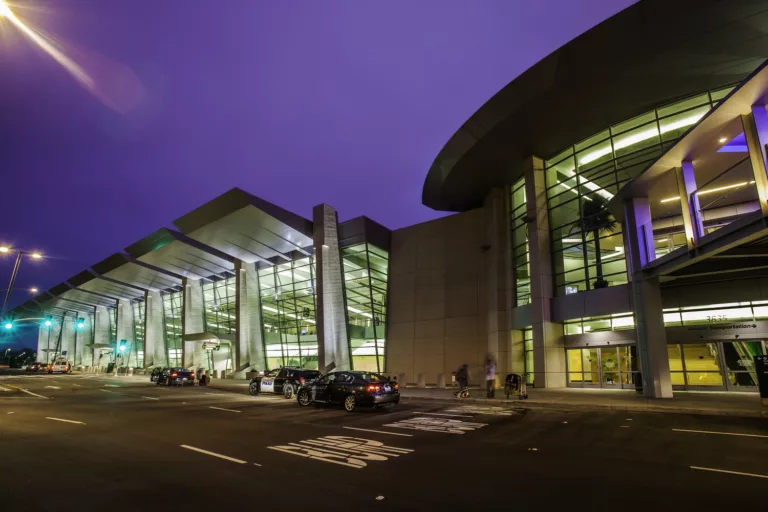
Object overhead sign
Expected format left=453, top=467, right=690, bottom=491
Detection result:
left=666, top=320, right=768, bottom=342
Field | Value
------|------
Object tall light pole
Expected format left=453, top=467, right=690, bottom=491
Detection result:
left=1, top=246, right=43, bottom=315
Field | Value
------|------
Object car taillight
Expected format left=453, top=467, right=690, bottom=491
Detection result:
left=394, top=383, right=399, bottom=390
left=172, top=373, right=178, bottom=377
left=300, top=377, right=305, bottom=385
left=367, top=385, right=381, bottom=392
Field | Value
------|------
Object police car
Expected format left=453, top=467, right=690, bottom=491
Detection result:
left=248, top=367, right=320, bottom=399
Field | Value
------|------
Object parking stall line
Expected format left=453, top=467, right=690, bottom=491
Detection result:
left=413, top=412, right=474, bottom=418
left=180, top=445, right=248, bottom=464
left=342, top=427, right=413, bottom=437
left=690, top=466, right=768, bottom=479
left=46, top=417, right=86, bottom=425
left=3, top=384, right=48, bottom=399
left=141, top=396, right=160, bottom=401
left=209, top=406, right=241, bottom=413
left=673, top=429, right=768, bottom=439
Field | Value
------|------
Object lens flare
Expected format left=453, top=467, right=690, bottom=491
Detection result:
left=0, top=2, right=11, bottom=18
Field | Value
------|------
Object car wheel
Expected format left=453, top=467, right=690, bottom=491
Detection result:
left=297, top=389, right=311, bottom=406
left=248, top=382, right=260, bottom=396
left=343, top=394, right=356, bottom=413
left=283, top=384, right=294, bottom=399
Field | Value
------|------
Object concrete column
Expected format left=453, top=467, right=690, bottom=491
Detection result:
left=313, top=204, right=351, bottom=372
left=60, top=314, right=76, bottom=362
left=236, top=260, right=265, bottom=373
left=116, top=299, right=133, bottom=366
left=624, top=198, right=673, bottom=398
left=75, top=313, right=93, bottom=366
left=484, top=187, right=514, bottom=384
left=36, top=324, right=47, bottom=363
left=93, top=306, right=111, bottom=369
left=182, top=277, right=205, bottom=368
left=675, top=161, right=704, bottom=248
left=144, top=291, right=166, bottom=368
left=742, top=107, right=768, bottom=217
left=524, top=155, right=565, bottom=388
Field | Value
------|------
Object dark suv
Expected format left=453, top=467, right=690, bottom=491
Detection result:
left=248, top=367, right=320, bottom=399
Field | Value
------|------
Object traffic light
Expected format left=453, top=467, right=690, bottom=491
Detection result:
left=119, top=340, right=127, bottom=352
left=76, top=318, right=84, bottom=329
left=3, top=322, right=12, bottom=330
left=44, top=316, right=52, bottom=327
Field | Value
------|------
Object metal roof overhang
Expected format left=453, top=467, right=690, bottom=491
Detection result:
left=91, top=253, right=182, bottom=293
left=173, top=188, right=314, bottom=266
left=124, top=228, right=236, bottom=281
left=609, top=61, right=768, bottom=220
left=424, top=0, right=768, bottom=212
left=68, top=268, right=145, bottom=302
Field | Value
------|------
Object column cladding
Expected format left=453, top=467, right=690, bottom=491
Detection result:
left=624, top=197, right=673, bottom=399
left=116, top=299, right=134, bottom=365
left=144, top=290, right=166, bottom=368
left=236, top=260, right=266, bottom=373
left=313, top=204, right=351, bottom=372
left=75, top=313, right=94, bottom=366
left=743, top=106, right=768, bottom=217
left=36, top=324, right=48, bottom=363
left=93, top=306, right=111, bottom=369
left=182, top=277, right=205, bottom=368
left=524, top=155, right=566, bottom=388
left=60, top=314, right=76, bottom=361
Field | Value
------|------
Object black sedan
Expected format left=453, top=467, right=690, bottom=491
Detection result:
left=296, top=371, right=399, bottom=412
left=155, top=367, right=195, bottom=386
left=25, top=362, right=46, bottom=372
left=249, top=367, right=320, bottom=399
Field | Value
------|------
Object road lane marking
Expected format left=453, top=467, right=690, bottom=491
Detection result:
left=342, top=427, right=413, bottom=437
left=141, top=396, right=160, bottom=401
left=46, top=417, right=85, bottom=425
left=413, top=412, right=474, bottom=418
left=209, top=406, right=241, bottom=413
left=268, top=436, right=413, bottom=469
left=180, top=445, right=247, bottom=464
left=3, top=384, right=48, bottom=399
left=100, top=389, right=119, bottom=394
left=103, top=385, right=120, bottom=387
left=673, top=429, right=768, bottom=439
left=690, top=466, right=768, bottom=479
left=44, top=386, right=61, bottom=390
left=444, top=406, right=516, bottom=416
left=253, top=463, right=262, bottom=467
left=384, top=417, right=488, bottom=434
left=7, top=412, right=14, bottom=414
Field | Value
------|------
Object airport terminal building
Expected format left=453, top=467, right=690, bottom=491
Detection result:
left=9, top=0, right=768, bottom=398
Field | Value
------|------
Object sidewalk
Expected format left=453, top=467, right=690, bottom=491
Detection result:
left=399, top=386, right=768, bottom=418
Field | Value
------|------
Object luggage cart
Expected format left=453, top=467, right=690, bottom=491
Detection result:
left=504, top=373, right=528, bottom=399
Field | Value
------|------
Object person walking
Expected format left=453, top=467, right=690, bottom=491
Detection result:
left=455, top=364, right=469, bottom=396
left=485, top=355, right=497, bottom=398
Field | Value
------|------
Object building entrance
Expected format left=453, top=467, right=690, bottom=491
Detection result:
left=667, top=341, right=766, bottom=391
left=566, top=346, right=638, bottom=389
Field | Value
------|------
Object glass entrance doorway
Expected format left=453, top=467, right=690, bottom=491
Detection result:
left=567, top=346, right=638, bottom=389
left=667, top=341, right=766, bottom=391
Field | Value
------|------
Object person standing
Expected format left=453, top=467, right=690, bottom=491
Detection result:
left=485, top=355, right=496, bottom=398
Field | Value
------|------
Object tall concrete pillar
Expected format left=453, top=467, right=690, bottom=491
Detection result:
left=624, top=197, right=673, bottom=398
left=313, top=204, right=351, bottom=372
left=116, top=299, right=133, bottom=366
left=675, top=161, right=704, bottom=249
left=236, top=260, right=265, bottom=373
left=60, top=314, right=76, bottom=361
left=484, top=187, right=515, bottom=383
left=182, top=277, right=205, bottom=368
left=74, top=313, right=93, bottom=366
left=36, top=324, right=49, bottom=363
left=93, top=306, right=111, bottom=369
left=524, top=156, right=565, bottom=388
left=743, top=106, right=768, bottom=217
left=144, top=290, right=166, bottom=368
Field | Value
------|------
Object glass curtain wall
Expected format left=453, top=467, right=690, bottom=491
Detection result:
left=564, top=312, right=635, bottom=334
left=342, top=244, right=389, bottom=373
left=258, top=257, right=317, bottom=370
left=108, top=308, right=117, bottom=362
left=202, top=274, right=236, bottom=336
left=162, top=291, right=183, bottom=366
left=511, top=178, right=530, bottom=306
left=544, top=85, right=735, bottom=296
left=132, top=301, right=145, bottom=368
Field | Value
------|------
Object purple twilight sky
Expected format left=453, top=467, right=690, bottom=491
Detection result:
left=0, top=0, right=635, bottom=348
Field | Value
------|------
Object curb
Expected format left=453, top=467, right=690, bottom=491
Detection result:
left=400, top=395, right=768, bottom=419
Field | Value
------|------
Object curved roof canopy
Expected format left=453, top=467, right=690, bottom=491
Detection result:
left=424, top=0, right=768, bottom=212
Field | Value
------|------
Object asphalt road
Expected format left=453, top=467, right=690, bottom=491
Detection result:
left=1, top=372, right=766, bottom=511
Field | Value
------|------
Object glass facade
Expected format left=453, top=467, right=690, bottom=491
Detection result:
left=511, top=178, right=530, bottom=306
left=132, top=301, right=144, bottom=368
left=162, top=291, right=183, bottom=367
left=667, top=341, right=766, bottom=389
left=258, top=257, right=318, bottom=370
left=564, top=312, right=634, bottom=335
left=202, top=275, right=236, bottom=336
left=544, top=85, right=735, bottom=296
left=342, top=243, right=389, bottom=373
left=567, top=346, right=637, bottom=388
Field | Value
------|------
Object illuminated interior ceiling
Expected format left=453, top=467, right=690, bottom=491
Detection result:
left=124, top=228, right=235, bottom=280
left=424, top=0, right=768, bottom=212
left=173, top=188, right=314, bottom=266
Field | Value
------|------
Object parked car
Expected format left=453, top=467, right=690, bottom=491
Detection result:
left=249, top=367, right=320, bottom=399
left=49, top=359, right=72, bottom=374
left=296, top=371, right=399, bottom=412
left=25, top=362, right=46, bottom=372
left=155, top=367, right=195, bottom=386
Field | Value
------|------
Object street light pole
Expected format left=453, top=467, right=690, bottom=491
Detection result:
left=1, top=252, right=23, bottom=315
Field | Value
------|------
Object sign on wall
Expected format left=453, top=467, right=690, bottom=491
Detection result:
left=666, top=320, right=768, bottom=343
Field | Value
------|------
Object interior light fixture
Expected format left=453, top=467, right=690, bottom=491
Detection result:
left=718, top=137, right=728, bottom=143
left=659, top=180, right=756, bottom=203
